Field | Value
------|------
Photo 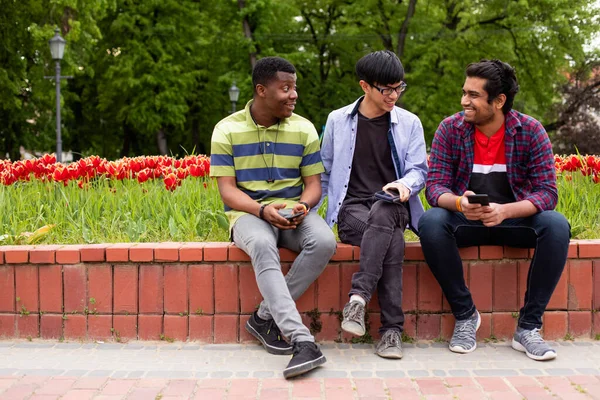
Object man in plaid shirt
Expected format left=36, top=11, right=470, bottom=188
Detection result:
left=419, top=59, right=570, bottom=361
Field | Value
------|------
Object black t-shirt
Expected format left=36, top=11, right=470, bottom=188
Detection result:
left=346, top=112, right=397, bottom=200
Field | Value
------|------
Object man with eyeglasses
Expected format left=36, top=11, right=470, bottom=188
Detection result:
left=320, top=50, right=428, bottom=358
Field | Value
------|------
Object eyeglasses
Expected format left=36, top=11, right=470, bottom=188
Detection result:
left=370, top=82, right=407, bottom=96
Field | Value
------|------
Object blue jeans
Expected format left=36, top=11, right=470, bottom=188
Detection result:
left=418, top=208, right=570, bottom=330
left=338, top=198, right=409, bottom=334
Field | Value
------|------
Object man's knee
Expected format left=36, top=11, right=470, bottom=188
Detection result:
left=534, top=211, right=571, bottom=241
left=369, top=201, right=404, bottom=227
left=418, top=207, right=452, bottom=235
left=308, top=227, right=337, bottom=258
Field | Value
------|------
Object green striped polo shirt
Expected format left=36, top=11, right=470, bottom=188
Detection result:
left=210, top=100, right=324, bottom=229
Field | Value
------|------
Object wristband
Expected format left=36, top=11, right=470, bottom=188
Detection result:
left=259, top=204, right=268, bottom=219
left=455, top=196, right=463, bottom=212
left=298, top=201, right=310, bottom=213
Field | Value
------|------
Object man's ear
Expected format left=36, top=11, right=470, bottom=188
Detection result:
left=495, top=93, right=506, bottom=111
left=256, top=84, right=267, bottom=98
left=359, top=80, right=370, bottom=95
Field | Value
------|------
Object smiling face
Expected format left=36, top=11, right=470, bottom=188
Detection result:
left=461, top=77, right=504, bottom=127
left=259, top=71, right=298, bottom=121
left=360, top=80, right=402, bottom=117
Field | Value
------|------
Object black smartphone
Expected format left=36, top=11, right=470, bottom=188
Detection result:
left=385, top=187, right=400, bottom=195
left=466, top=194, right=490, bottom=206
left=278, top=210, right=305, bottom=220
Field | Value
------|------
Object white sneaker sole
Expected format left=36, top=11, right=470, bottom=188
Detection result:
left=283, top=354, right=326, bottom=379
left=511, top=339, right=557, bottom=361
left=341, top=320, right=365, bottom=336
left=449, top=311, right=481, bottom=354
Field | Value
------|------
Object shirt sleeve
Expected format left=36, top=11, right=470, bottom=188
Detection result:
left=396, top=117, right=428, bottom=196
left=300, top=123, right=325, bottom=177
left=425, top=121, right=456, bottom=206
left=209, top=125, right=236, bottom=177
left=521, top=122, right=558, bottom=211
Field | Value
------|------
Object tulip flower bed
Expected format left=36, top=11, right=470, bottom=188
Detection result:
left=0, top=154, right=599, bottom=245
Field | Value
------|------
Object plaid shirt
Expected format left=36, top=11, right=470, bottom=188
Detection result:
left=426, top=110, right=558, bottom=211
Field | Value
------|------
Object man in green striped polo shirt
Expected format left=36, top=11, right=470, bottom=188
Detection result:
left=210, top=57, right=336, bottom=379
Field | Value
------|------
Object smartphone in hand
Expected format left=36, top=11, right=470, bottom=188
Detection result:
left=466, top=194, right=490, bottom=206
left=277, top=209, right=304, bottom=221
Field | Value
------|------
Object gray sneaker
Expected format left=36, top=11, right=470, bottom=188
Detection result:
left=376, top=330, right=403, bottom=359
left=341, top=301, right=366, bottom=336
left=512, top=327, right=557, bottom=361
left=449, top=310, right=481, bottom=354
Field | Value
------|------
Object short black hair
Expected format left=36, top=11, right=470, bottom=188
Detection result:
left=252, top=57, right=296, bottom=91
left=466, top=59, right=520, bottom=114
left=355, top=50, right=404, bottom=86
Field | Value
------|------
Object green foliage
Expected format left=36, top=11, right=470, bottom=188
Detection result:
left=1, top=0, right=598, bottom=158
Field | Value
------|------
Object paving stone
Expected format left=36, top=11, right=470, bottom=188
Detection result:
left=375, top=370, right=406, bottom=378
left=474, top=369, right=519, bottom=377
left=547, top=368, right=576, bottom=376
left=88, top=370, right=113, bottom=377
left=22, top=369, right=65, bottom=376
left=520, top=369, right=543, bottom=375
left=0, top=369, right=17, bottom=375
left=407, top=370, right=430, bottom=377
left=62, top=370, right=88, bottom=377
left=210, top=371, right=233, bottom=378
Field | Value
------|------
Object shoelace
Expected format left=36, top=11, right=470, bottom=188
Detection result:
left=453, top=318, right=476, bottom=341
left=266, top=319, right=283, bottom=341
left=381, top=331, right=400, bottom=349
left=346, top=301, right=365, bottom=322
left=521, top=328, right=545, bottom=346
left=293, top=342, right=313, bottom=356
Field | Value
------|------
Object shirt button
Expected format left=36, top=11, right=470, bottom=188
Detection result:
left=266, top=143, right=271, bottom=147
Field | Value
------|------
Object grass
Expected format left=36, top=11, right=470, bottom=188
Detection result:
left=1, top=172, right=599, bottom=244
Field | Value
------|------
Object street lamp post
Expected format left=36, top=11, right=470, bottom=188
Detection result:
left=228, top=82, right=240, bottom=113
left=46, top=28, right=70, bottom=163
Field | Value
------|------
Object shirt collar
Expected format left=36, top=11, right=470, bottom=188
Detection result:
left=244, top=99, right=290, bottom=128
left=455, top=109, right=521, bottom=137
left=347, top=96, right=398, bottom=125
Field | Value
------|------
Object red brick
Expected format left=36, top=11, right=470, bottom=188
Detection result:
left=353, top=246, right=361, bottom=261
left=113, top=265, right=138, bottom=314
left=569, top=311, right=592, bottom=338
left=477, top=312, right=492, bottom=341
left=239, top=265, right=262, bottom=314
left=15, top=265, right=39, bottom=312
left=189, top=264, right=214, bottom=315
left=404, top=242, right=424, bottom=261
left=30, top=245, right=59, bottom=264
left=402, top=264, right=417, bottom=312
left=458, top=246, right=478, bottom=260
left=317, top=264, right=341, bottom=311
left=0, top=248, right=3, bottom=264
left=443, top=262, right=469, bottom=312
left=113, top=315, right=137, bottom=340
left=470, top=262, right=493, bottom=312
left=568, top=260, right=593, bottom=310
left=578, top=240, right=600, bottom=258
left=314, top=313, right=340, bottom=342
left=164, top=315, right=188, bottom=341
left=39, top=265, right=62, bottom=313
left=493, top=262, right=518, bottom=311
left=367, top=312, right=381, bottom=340
left=214, top=315, right=238, bottom=343
left=64, top=314, right=86, bottom=339
left=56, top=245, right=81, bottom=264
left=492, top=312, right=517, bottom=339
left=517, top=260, right=529, bottom=309
left=179, top=243, right=203, bottom=262
left=0, top=314, right=16, bottom=337
left=416, top=314, right=440, bottom=340
left=440, top=314, right=454, bottom=341
left=0, top=266, right=15, bottom=312
left=503, top=246, right=529, bottom=259
left=418, top=264, right=443, bottom=312
left=88, top=315, right=112, bottom=340
left=106, top=244, right=131, bottom=263
left=238, top=314, right=255, bottom=343
left=404, top=314, right=416, bottom=340
left=215, top=264, right=238, bottom=313
left=189, top=315, right=213, bottom=342
left=480, top=246, right=503, bottom=260
left=543, top=311, right=568, bottom=340
left=63, top=265, right=87, bottom=312
left=228, top=244, right=250, bottom=262
left=17, top=313, right=39, bottom=338
left=593, top=312, right=600, bottom=337
left=547, top=263, right=568, bottom=310
left=279, top=248, right=298, bottom=262
left=80, top=244, right=107, bottom=262
left=296, top=282, right=316, bottom=313
left=3, top=245, right=32, bottom=263
left=138, top=315, right=163, bottom=340
left=139, top=265, right=164, bottom=314
left=595, top=260, right=600, bottom=310
left=88, top=265, right=112, bottom=313
left=164, top=265, right=188, bottom=314
left=567, top=242, right=578, bottom=258
left=203, top=242, right=228, bottom=261
left=130, top=243, right=154, bottom=262
left=340, top=263, right=359, bottom=305
left=154, top=243, right=181, bottom=262
left=331, top=243, right=353, bottom=261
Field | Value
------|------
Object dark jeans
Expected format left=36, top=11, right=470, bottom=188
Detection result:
left=418, top=208, right=571, bottom=330
left=338, top=197, right=409, bottom=334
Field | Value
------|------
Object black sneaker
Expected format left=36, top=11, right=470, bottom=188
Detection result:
left=245, top=312, right=293, bottom=355
left=283, top=342, right=326, bottom=379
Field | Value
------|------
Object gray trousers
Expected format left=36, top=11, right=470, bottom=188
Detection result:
left=232, top=211, right=337, bottom=344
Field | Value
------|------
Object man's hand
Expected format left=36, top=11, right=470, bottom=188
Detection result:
left=287, top=203, right=308, bottom=225
left=460, top=190, right=488, bottom=221
left=479, top=203, right=507, bottom=227
left=383, top=182, right=410, bottom=202
left=262, top=203, right=297, bottom=230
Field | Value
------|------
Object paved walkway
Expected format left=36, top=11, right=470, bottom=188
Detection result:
left=0, top=339, right=599, bottom=399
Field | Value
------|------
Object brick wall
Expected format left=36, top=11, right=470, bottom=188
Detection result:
left=1, top=241, right=600, bottom=343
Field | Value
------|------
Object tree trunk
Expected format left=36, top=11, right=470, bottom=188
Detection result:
left=238, top=0, right=257, bottom=69
left=156, top=128, right=168, bottom=155
left=397, top=0, right=417, bottom=59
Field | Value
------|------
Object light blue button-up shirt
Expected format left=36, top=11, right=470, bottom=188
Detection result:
left=320, top=97, right=428, bottom=233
